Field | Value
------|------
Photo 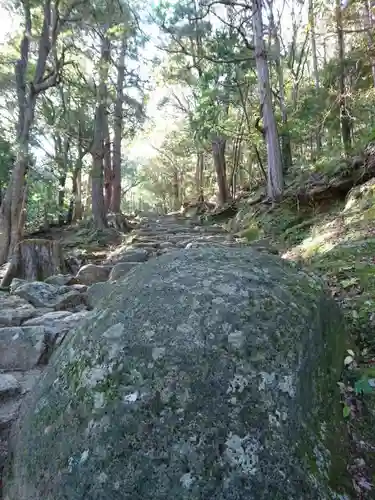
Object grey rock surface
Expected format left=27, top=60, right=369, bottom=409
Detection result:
left=0, top=294, right=37, bottom=327
left=10, top=281, right=84, bottom=310
left=44, top=274, right=76, bottom=286
left=86, top=281, right=116, bottom=309
left=0, top=376, right=21, bottom=401
left=75, top=264, right=111, bottom=286
left=23, top=310, right=91, bottom=346
left=0, top=326, right=46, bottom=370
left=4, top=247, right=350, bottom=500
left=108, top=262, right=140, bottom=281
left=104, top=247, right=148, bottom=264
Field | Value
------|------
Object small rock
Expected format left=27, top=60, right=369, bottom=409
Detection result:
left=23, top=310, right=91, bottom=346
left=0, top=374, right=21, bottom=400
left=159, top=241, right=176, bottom=249
left=0, top=294, right=37, bottom=327
left=9, top=278, right=26, bottom=294
left=185, top=241, right=227, bottom=250
left=75, top=264, right=111, bottom=286
left=11, top=281, right=84, bottom=310
left=70, top=284, right=88, bottom=293
left=109, top=262, right=140, bottom=281
left=0, top=305, right=37, bottom=327
left=0, top=400, right=22, bottom=431
left=44, top=274, right=77, bottom=286
left=0, top=325, right=47, bottom=370
left=130, top=241, right=160, bottom=250
left=105, top=248, right=148, bottom=265
left=156, top=248, right=173, bottom=255
left=23, top=311, right=72, bottom=326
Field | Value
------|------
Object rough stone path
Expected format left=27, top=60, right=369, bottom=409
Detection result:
left=0, top=213, right=253, bottom=491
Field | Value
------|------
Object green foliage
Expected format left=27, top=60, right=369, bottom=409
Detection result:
left=0, top=136, right=15, bottom=187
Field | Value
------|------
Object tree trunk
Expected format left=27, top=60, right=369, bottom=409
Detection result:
left=252, top=0, right=283, bottom=201
left=91, top=32, right=110, bottom=230
left=172, top=168, right=180, bottom=211
left=231, top=135, right=243, bottom=197
left=70, top=120, right=84, bottom=222
left=84, top=171, right=92, bottom=217
left=336, top=0, right=352, bottom=155
left=0, top=141, right=31, bottom=266
left=269, top=5, right=292, bottom=172
left=0, top=1, right=32, bottom=266
left=103, top=114, right=112, bottom=213
left=1, top=239, right=66, bottom=287
left=309, top=0, right=322, bottom=151
left=58, top=172, right=67, bottom=226
left=67, top=161, right=83, bottom=224
left=0, top=0, right=76, bottom=264
left=110, top=37, right=126, bottom=213
left=91, top=142, right=107, bottom=230
left=212, top=136, right=230, bottom=206
left=364, top=0, right=375, bottom=88
left=195, top=151, right=204, bottom=199
left=74, top=167, right=83, bottom=220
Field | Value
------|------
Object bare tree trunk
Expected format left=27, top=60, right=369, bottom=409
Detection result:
left=68, top=124, right=85, bottom=225
left=268, top=3, right=292, bottom=172
left=172, top=168, right=180, bottom=211
left=67, top=159, right=83, bottom=224
left=91, top=148, right=107, bottom=229
left=91, top=32, right=110, bottom=230
left=74, top=166, right=83, bottom=220
left=58, top=172, right=67, bottom=225
left=195, top=151, right=204, bottom=199
left=56, top=133, right=70, bottom=225
left=179, top=171, right=185, bottom=203
left=364, top=0, right=375, bottom=87
left=0, top=1, right=32, bottom=265
left=110, top=37, right=126, bottom=213
left=84, top=171, right=92, bottom=217
left=231, top=135, right=243, bottom=197
left=103, top=114, right=112, bottom=213
left=336, top=0, right=352, bottom=155
left=212, top=136, right=230, bottom=206
left=309, top=0, right=322, bottom=151
left=0, top=0, right=80, bottom=264
left=252, top=0, right=283, bottom=201
left=72, top=119, right=85, bottom=221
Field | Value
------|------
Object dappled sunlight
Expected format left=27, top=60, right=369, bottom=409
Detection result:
left=282, top=216, right=345, bottom=261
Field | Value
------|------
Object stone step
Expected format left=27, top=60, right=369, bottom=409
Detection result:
left=0, top=375, right=21, bottom=402
left=0, top=399, right=21, bottom=431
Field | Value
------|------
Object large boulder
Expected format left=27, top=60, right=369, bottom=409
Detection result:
left=4, top=247, right=350, bottom=499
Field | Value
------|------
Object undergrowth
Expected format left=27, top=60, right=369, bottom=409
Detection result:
left=232, top=179, right=375, bottom=496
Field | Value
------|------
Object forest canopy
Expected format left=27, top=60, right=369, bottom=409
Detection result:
left=0, top=0, right=373, bottom=263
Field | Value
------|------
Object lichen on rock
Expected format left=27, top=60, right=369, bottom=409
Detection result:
left=4, top=247, right=351, bottom=499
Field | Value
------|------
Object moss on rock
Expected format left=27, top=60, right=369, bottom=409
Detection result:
left=4, top=247, right=351, bottom=500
